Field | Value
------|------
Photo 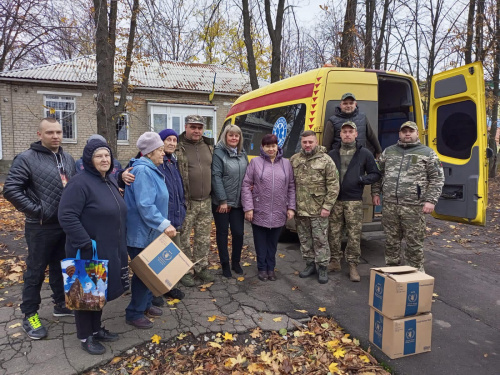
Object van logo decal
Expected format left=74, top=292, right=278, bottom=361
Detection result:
left=272, top=117, right=288, bottom=147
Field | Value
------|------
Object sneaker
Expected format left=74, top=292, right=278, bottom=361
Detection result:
left=152, top=296, right=165, bottom=307
left=299, top=263, right=316, bottom=278
left=231, top=262, right=244, bottom=275
left=126, top=316, right=153, bottom=329
left=318, top=266, right=328, bottom=284
left=93, top=327, right=119, bottom=342
left=164, top=288, right=185, bottom=300
left=22, top=313, right=47, bottom=340
left=81, top=336, right=106, bottom=355
left=349, top=263, right=361, bottom=282
left=328, top=260, right=342, bottom=272
left=53, top=302, right=75, bottom=317
left=180, top=273, right=196, bottom=287
left=145, top=305, right=163, bottom=317
left=196, top=269, right=215, bottom=282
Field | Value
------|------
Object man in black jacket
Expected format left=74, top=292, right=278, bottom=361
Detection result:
left=322, top=92, right=382, bottom=157
left=327, top=121, right=381, bottom=281
left=4, top=118, right=76, bottom=339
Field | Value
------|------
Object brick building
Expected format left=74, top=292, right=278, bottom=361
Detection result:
left=0, top=56, right=265, bottom=171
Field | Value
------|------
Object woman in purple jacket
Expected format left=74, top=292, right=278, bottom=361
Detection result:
left=241, top=134, right=296, bottom=281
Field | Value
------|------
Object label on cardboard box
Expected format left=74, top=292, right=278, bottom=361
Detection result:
left=369, top=308, right=432, bottom=359
left=130, top=233, right=193, bottom=296
left=369, top=266, right=434, bottom=319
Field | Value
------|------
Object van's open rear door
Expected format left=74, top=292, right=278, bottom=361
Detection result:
left=428, top=62, right=488, bottom=226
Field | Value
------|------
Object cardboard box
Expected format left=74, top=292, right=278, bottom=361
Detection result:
left=369, top=266, right=434, bottom=319
left=369, top=307, right=432, bottom=359
left=130, top=233, right=193, bottom=297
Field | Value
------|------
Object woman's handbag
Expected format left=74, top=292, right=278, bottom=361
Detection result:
left=61, top=240, right=108, bottom=311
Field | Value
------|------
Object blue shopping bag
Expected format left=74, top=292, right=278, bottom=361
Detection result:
left=61, top=240, right=108, bottom=311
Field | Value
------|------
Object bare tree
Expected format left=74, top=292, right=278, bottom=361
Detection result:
left=475, top=0, right=485, bottom=61
left=264, top=0, right=286, bottom=82
left=364, top=0, right=375, bottom=68
left=464, top=0, right=476, bottom=64
left=340, top=0, right=358, bottom=67
left=93, top=0, right=139, bottom=155
left=374, top=0, right=392, bottom=69
left=242, top=0, right=259, bottom=89
left=489, top=0, right=499, bottom=177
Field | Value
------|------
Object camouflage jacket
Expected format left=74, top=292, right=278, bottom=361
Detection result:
left=372, top=140, right=444, bottom=206
left=290, top=146, right=340, bottom=216
left=175, top=132, right=214, bottom=205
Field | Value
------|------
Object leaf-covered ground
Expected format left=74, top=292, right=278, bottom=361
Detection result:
left=84, top=316, right=391, bottom=375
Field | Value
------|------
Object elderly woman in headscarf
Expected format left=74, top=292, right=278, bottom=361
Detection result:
left=211, top=125, right=249, bottom=278
left=124, top=132, right=176, bottom=329
left=59, top=139, right=128, bottom=355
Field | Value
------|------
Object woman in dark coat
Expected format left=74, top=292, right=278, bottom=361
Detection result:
left=58, top=140, right=128, bottom=355
left=211, top=125, right=249, bottom=278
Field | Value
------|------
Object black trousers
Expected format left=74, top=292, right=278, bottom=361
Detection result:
left=252, top=224, right=281, bottom=271
left=74, top=310, right=103, bottom=339
left=212, top=205, right=244, bottom=265
left=21, top=224, right=66, bottom=315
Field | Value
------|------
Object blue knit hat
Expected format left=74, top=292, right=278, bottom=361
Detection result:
left=158, top=128, right=178, bottom=141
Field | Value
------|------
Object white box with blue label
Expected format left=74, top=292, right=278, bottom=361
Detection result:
left=369, top=307, right=432, bottom=359
left=369, top=266, right=434, bottom=319
left=130, top=233, right=193, bottom=297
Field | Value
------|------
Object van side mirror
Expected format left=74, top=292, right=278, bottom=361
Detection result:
left=486, top=147, right=494, bottom=158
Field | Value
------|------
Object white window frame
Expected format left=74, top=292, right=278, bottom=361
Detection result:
left=42, top=93, right=78, bottom=143
left=147, top=103, right=217, bottom=139
left=116, top=113, right=129, bottom=145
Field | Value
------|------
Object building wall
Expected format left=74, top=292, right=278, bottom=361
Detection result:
left=0, top=81, right=236, bottom=171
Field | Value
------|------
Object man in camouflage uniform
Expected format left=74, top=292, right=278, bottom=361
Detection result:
left=291, top=131, right=340, bottom=284
left=327, top=121, right=381, bottom=281
left=372, top=121, right=444, bottom=272
left=175, top=115, right=214, bottom=286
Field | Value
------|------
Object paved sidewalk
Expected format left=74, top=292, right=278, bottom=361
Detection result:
left=1, top=228, right=499, bottom=374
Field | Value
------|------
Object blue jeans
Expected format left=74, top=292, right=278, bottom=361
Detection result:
left=251, top=224, right=281, bottom=271
left=125, top=246, right=152, bottom=321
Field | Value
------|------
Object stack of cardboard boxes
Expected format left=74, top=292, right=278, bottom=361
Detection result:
left=368, top=266, right=435, bottom=359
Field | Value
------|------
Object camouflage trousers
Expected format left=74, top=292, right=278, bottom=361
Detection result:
left=295, top=216, right=330, bottom=267
left=180, top=197, right=212, bottom=273
left=329, top=200, right=363, bottom=265
left=382, top=202, right=426, bottom=271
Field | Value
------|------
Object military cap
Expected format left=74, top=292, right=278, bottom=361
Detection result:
left=185, top=115, right=206, bottom=126
left=341, top=121, right=357, bottom=130
left=341, top=92, right=356, bottom=101
left=400, top=121, right=418, bottom=131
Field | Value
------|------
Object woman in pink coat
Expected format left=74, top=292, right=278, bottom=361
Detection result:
left=241, top=134, right=296, bottom=281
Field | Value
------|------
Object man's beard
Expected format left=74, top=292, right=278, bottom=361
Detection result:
left=304, top=149, right=314, bottom=155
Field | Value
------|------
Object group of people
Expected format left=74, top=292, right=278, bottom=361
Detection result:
left=3, top=94, right=444, bottom=354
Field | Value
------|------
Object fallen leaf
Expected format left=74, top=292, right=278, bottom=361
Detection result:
left=341, top=334, right=352, bottom=343
left=328, top=362, right=340, bottom=374
left=260, top=351, right=272, bottom=365
left=237, top=277, right=245, bottom=281
left=432, top=293, right=439, bottom=297
left=359, top=354, right=370, bottom=363
left=273, top=317, right=282, bottom=322
left=333, top=347, right=346, bottom=359
left=291, top=286, right=299, bottom=291
left=327, top=340, right=340, bottom=350
left=131, top=365, right=142, bottom=375
left=278, top=253, right=285, bottom=258
left=250, top=327, right=262, bottom=338
left=12, top=333, right=21, bottom=338
left=318, top=307, right=326, bottom=312
left=110, top=357, right=122, bottom=365
left=167, top=299, right=181, bottom=305
left=279, top=328, right=287, bottom=336
left=208, top=315, right=216, bottom=322
left=199, top=282, right=214, bottom=289
left=151, top=334, right=161, bottom=344
left=223, top=332, right=233, bottom=341
left=242, top=262, right=251, bottom=267
left=321, top=323, right=329, bottom=329
left=177, top=332, right=187, bottom=340
left=295, top=309, right=307, bottom=314
left=208, top=341, right=221, bottom=349
left=353, top=338, right=360, bottom=346
left=8, top=323, right=21, bottom=329
left=248, top=362, right=263, bottom=373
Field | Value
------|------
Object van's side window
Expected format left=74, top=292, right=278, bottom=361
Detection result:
left=234, top=104, right=306, bottom=158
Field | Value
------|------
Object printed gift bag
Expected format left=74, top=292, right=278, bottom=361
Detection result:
left=61, top=240, right=108, bottom=311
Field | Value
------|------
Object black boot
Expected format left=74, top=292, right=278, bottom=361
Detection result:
left=299, top=262, right=316, bottom=278
left=231, top=262, right=243, bottom=274
left=318, top=266, right=328, bottom=284
left=221, top=263, right=232, bottom=278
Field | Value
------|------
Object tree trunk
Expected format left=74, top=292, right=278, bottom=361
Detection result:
left=93, top=0, right=138, bottom=156
left=364, top=0, right=375, bottom=68
left=374, top=0, right=390, bottom=70
left=464, top=0, right=476, bottom=64
left=242, top=0, right=259, bottom=89
left=264, top=0, right=285, bottom=83
left=475, top=0, right=485, bottom=62
left=340, top=0, right=357, bottom=67
left=489, top=0, right=500, bottom=177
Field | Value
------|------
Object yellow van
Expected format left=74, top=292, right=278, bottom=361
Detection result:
left=223, top=62, right=489, bottom=226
